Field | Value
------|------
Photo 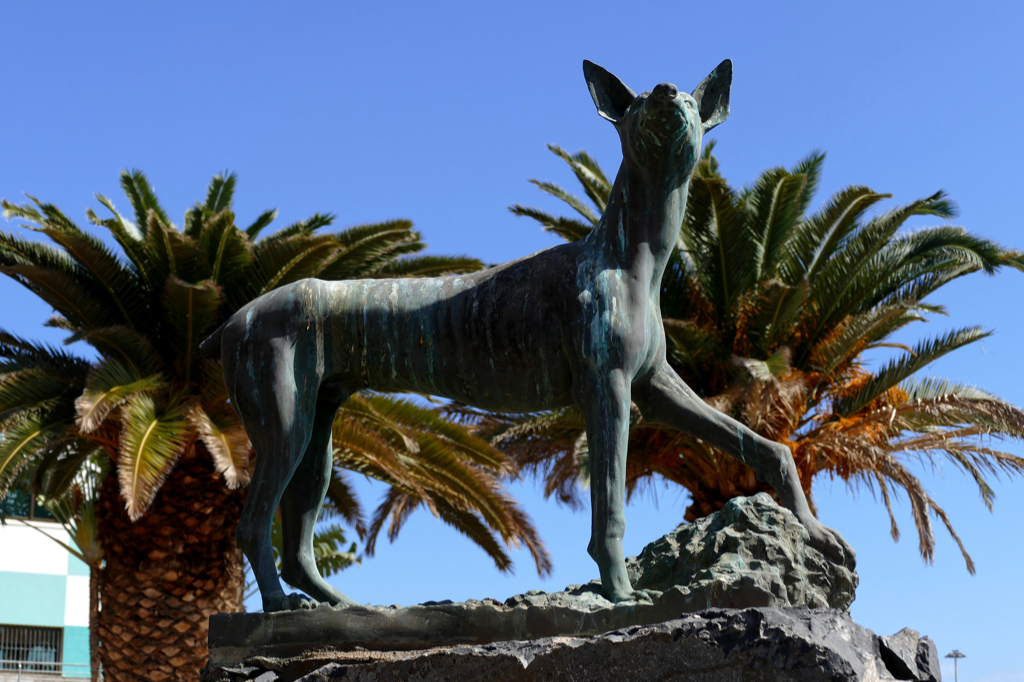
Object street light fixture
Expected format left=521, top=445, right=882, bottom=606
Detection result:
left=945, top=650, right=966, bottom=682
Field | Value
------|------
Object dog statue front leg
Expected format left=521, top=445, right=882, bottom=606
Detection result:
left=633, top=361, right=855, bottom=569
left=579, top=368, right=658, bottom=603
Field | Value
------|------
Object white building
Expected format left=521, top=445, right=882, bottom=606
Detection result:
left=0, top=491, right=90, bottom=680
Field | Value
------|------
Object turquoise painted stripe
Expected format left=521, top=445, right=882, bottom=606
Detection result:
left=62, top=626, right=90, bottom=677
left=67, top=553, right=90, bottom=577
left=0, top=571, right=66, bottom=626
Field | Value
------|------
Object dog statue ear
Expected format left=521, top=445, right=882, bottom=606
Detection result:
left=583, top=60, right=636, bottom=124
left=691, top=59, right=732, bottom=133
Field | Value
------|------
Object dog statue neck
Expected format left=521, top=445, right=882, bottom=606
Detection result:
left=588, top=165, right=692, bottom=285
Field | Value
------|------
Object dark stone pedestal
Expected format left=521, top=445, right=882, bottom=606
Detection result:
left=203, top=498, right=928, bottom=680
left=201, top=607, right=940, bottom=682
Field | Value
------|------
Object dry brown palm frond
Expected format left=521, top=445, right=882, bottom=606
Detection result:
left=872, top=470, right=901, bottom=541
left=741, top=374, right=808, bottom=440
left=189, top=403, right=253, bottom=488
left=333, top=417, right=433, bottom=510
left=336, top=396, right=552, bottom=577
left=365, top=486, right=419, bottom=555
left=926, top=495, right=976, bottom=574
left=895, top=394, right=1024, bottom=438
left=843, top=451, right=935, bottom=561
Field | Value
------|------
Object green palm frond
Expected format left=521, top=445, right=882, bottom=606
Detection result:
left=38, top=441, right=103, bottom=501
left=546, top=144, right=611, bottom=212
left=364, top=486, right=421, bottom=556
left=744, top=280, right=809, bottom=354
left=34, top=224, right=143, bottom=326
left=528, top=180, right=599, bottom=225
left=204, top=171, right=237, bottom=214
left=1, top=264, right=119, bottom=332
left=83, top=326, right=162, bottom=377
left=428, top=496, right=514, bottom=573
left=346, top=394, right=505, bottom=469
left=0, top=219, right=134, bottom=331
left=333, top=413, right=434, bottom=504
left=779, top=186, right=889, bottom=285
left=509, top=205, right=593, bottom=242
left=788, top=150, right=825, bottom=218
left=120, top=169, right=172, bottom=235
left=0, top=411, right=71, bottom=498
left=142, top=208, right=199, bottom=284
left=247, top=234, right=339, bottom=295
left=0, top=369, right=74, bottom=422
left=75, top=358, right=162, bottom=433
left=0, top=330, right=89, bottom=379
left=87, top=194, right=148, bottom=277
left=370, top=255, right=483, bottom=278
left=896, top=378, right=1024, bottom=439
left=316, top=222, right=420, bottom=281
left=183, top=205, right=205, bottom=241
left=745, top=167, right=807, bottom=282
left=335, top=394, right=550, bottom=574
left=199, top=210, right=253, bottom=285
left=162, top=277, right=224, bottom=383
left=902, top=377, right=996, bottom=402
left=835, top=326, right=992, bottom=416
left=683, top=174, right=749, bottom=313
left=21, top=482, right=104, bottom=567
left=244, top=209, right=279, bottom=240
left=808, top=305, right=924, bottom=378
left=662, top=318, right=723, bottom=379
left=0, top=226, right=77, bottom=272
left=117, top=394, right=189, bottom=521
left=258, top=213, right=335, bottom=243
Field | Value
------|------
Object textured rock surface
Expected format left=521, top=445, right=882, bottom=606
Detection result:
left=209, top=495, right=858, bottom=666
left=878, top=628, right=940, bottom=682
left=626, top=493, right=857, bottom=610
left=202, top=607, right=942, bottom=682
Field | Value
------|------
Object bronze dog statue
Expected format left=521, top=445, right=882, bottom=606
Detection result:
left=203, top=60, right=854, bottom=612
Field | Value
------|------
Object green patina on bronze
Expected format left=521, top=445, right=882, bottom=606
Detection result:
left=203, top=60, right=855, bottom=614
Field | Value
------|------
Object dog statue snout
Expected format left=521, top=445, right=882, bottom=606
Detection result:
left=652, top=83, right=678, bottom=99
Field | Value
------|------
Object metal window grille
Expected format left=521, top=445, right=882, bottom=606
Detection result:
left=0, top=625, right=63, bottom=674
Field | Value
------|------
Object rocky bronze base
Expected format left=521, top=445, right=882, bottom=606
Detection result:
left=211, top=495, right=858, bottom=666
left=202, top=607, right=940, bottom=682
left=206, top=497, right=872, bottom=679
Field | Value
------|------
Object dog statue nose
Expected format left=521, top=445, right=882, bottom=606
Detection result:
left=653, top=83, right=678, bottom=99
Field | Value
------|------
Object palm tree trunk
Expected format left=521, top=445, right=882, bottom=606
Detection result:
left=95, top=446, right=246, bottom=681
left=90, top=566, right=101, bottom=682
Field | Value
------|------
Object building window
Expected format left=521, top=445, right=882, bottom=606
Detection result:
left=0, top=624, right=63, bottom=674
left=0, top=488, right=55, bottom=521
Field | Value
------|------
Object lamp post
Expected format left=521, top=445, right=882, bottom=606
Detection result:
left=945, top=649, right=966, bottom=682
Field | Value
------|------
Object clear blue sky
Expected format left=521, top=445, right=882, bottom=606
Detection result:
left=3, top=2, right=1022, bottom=679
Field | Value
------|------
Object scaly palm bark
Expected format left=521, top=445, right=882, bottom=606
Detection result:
left=95, top=446, right=243, bottom=682
left=485, top=143, right=1024, bottom=571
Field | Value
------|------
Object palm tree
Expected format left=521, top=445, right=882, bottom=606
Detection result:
left=456, top=143, right=1024, bottom=573
left=0, top=171, right=549, bottom=681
